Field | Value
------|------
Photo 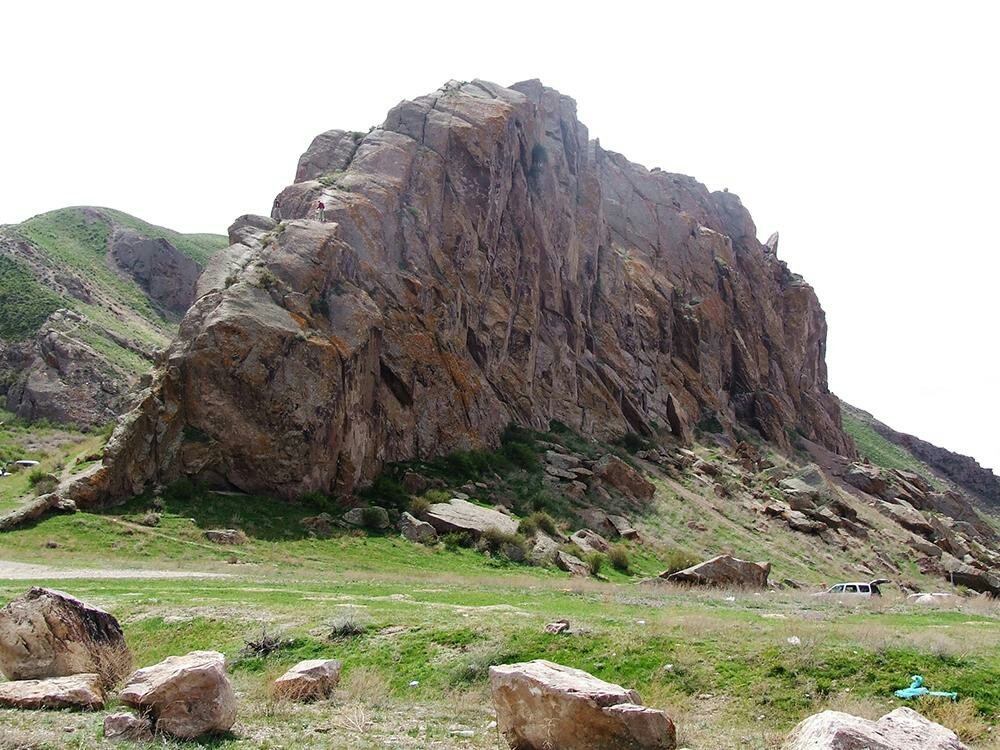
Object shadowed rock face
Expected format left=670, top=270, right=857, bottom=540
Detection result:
left=110, top=230, right=201, bottom=317
left=76, top=79, right=853, bottom=503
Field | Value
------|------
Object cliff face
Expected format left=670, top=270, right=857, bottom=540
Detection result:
left=78, top=80, right=853, bottom=503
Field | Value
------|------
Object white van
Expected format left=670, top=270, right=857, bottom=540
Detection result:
left=815, top=579, right=889, bottom=598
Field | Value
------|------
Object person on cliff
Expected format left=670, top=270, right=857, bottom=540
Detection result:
left=316, top=200, right=325, bottom=222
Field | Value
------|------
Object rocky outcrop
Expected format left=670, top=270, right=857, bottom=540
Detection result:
left=70, top=79, right=853, bottom=504
left=272, top=658, right=342, bottom=701
left=0, top=587, right=130, bottom=688
left=663, top=554, right=771, bottom=589
left=784, top=706, right=966, bottom=749
left=110, top=229, right=202, bottom=317
left=490, top=659, right=676, bottom=750
left=843, top=402, right=999, bottom=507
left=120, top=650, right=236, bottom=739
left=0, top=673, right=105, bottom=710
left=594, top=455, right=657, bottom=501
left=399, top=511, right=437, bottom=543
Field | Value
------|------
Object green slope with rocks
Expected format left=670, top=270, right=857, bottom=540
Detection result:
left=0, top=207, right=226, bottom=426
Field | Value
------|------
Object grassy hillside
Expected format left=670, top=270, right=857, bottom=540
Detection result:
left=0, top=207, right=227, bottom=423
left=842, top=408, right=944, bottom=490
left=0, top=254, right=62, bottom=340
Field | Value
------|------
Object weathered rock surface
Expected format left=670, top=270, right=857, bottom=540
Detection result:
left=663, top=554, right=770, bottom=588
left=272, top=658, right=342, bottom=701
left=104, top=712, right=155, bottom=741
left=423, top=498, right=518, bottom=537
left=109, top=228, right=201, bottom=316
left=0, top=587, right=130, bottom=687
left=399, top=511, right=438, bottom=543
left=0, top=672, right=104, bottom=710
left=119, top=650, right=236, bottom=739
left=204, top=528, right=248, bottom=545
left=490, top=659, right=676, bottom=750
left=594, top=455, right=657, bottom=501
left=69, top=79, right=853, bottom=505
left=556, top=550, right=590, bottom=576
left=343, top=506, right=390, bottom=529
left=570, top=528, right=611, bottom=555
left=783, top=706, right=967, bottom=749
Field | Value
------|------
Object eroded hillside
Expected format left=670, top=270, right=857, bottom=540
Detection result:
left=0, top=208, right=226, bottom=426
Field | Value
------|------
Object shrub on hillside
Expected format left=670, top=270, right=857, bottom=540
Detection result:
left=408, top=496, right=431, bottom=516
left=608, top=544, right=630, bottom=573
left=663, top=549, right=699, bottom=575
left=501, top=441, right=538, bottom=471
left=27, top=468, right=57, bottom=495
left=584, top=551, right=605, bottom=577
left=300, top=490, right=337, bottom=513
left=518, top=511, right=558, bottom=538
left=359, top=476, right=410, bottom=510
left=328, top=612, right=370, bottom=639
left=480, top=527, right=529, bottom=560
left=442, top=531, right=475, bottom=550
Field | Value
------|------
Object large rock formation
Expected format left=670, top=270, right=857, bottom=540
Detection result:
left=71, top=79, right=853, bottom=503
left=663, top=554, right=771, bottom=588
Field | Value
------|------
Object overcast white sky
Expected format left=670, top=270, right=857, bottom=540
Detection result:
left=2, top=1, right=997, bottom=470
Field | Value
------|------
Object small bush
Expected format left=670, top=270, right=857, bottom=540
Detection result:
left=608, top=544, right=630, bottom=573
left=239, top=627, right=293, bottom=660
left=663, top=549, right=699, bottom=575
left=300, top=490, right=336, bottom=513
left=360, top=506, right=388, bottom=530
left=584, top=551, right=605, bottom=577
left=501, top=441, right=538, bottom=471
left=479, top=527, right=528, bottom=556
left=162, top=477, right=197, bottom=504
left=328, top=612, right=369, bottom=639
left=408, top=496, right=431, bottom=516
left=442, top=531, right=475, bottom=550
left=518, top=511, right=558, bottom=538
left=27, top=469, right=57, bottom=495
left=359, top=476, right=410, bottom=510
left=423, top=488, right=451, bottom=504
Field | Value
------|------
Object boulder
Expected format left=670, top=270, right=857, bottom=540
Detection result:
left=120, top=650, right=236, bottom=739
left=663, top=554, right=770, bottom=589
left=399, top=511, right=437, bottom=543
left=203, top=528, right=248, bottom=545
left=490, top=659, right=676, bottom=750
left=876, top=501, right=934, bottom=537
left=301, top=512, right=335, bottom=538
left=570, top=528, right=611, bottom=556
left=104, top=712, right=154, bottom=741
left=940, top=556, right=1000, bottom=596
left=783, top=706, right=967, bottom=749
left=529, top=533, right=561, bottom=565
left=343, top=505, right=390, bottom=530
left=0, top=587, right=130, bottom=688
left=0, top=673, right=104, bottom=710
left=400, top=470, right=428, bottom=495
left=545, top=450, right=583, bottom=470
left=423, top=498, right=518, bottom=537
left=556, top=550, right=590, bottom=577
left=843, top=463, right=888, bottom=497
left=544, top=619, right=571, bottom=634
left=273, top=658, right=342, bottom=701
left=607, top=514, right=639, bottom=540
left=594, top=455, right=656, bottom=501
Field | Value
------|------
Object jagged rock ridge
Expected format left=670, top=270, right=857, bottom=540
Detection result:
left=77, top=79, right=853, bottom=503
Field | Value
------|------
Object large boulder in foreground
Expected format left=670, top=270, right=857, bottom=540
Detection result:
left=0, top=673, right=104, bottom=710
left=784, top=706, right=966, bottom=749
left=423, top=498, right=518, bottom=537
left=0, top=587, right=130, bottom=688
left=662, top=554, right=771, bottom=589
left=594, top=455, right=656, bottom=501
left=120, top=650, right=236, bottom=739
left=490, top=659, right=675, bottom=750
left=273, top=658, right=342, bottom=701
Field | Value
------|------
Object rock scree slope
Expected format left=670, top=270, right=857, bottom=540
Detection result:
left=73, top=79, right=855, bottom=504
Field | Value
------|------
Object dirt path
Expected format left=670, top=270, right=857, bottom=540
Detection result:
left=0, top=559, right=230, bottom=580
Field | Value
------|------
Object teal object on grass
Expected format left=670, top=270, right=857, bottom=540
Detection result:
left=894, top=675, right=958, bottom=701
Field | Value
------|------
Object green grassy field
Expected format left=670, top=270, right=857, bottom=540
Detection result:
left=1, top=424, right=998, bottom=747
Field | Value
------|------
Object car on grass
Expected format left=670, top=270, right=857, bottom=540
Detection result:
left=814, top=579, right=890, bottom=598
